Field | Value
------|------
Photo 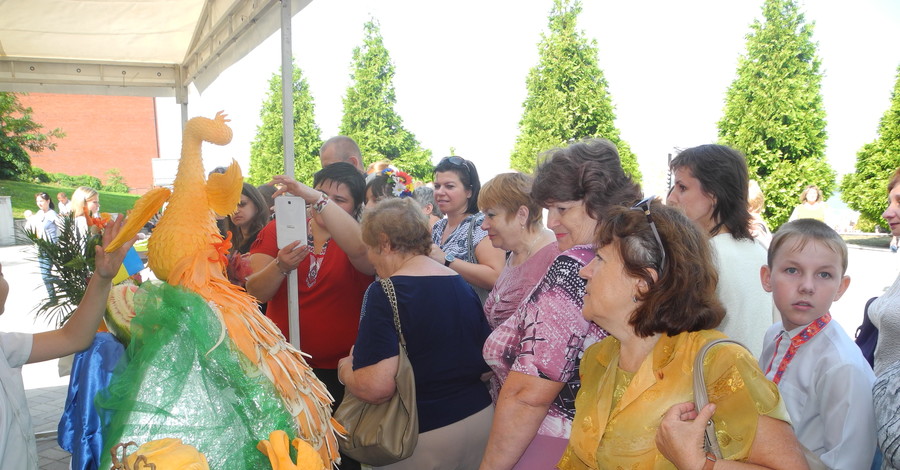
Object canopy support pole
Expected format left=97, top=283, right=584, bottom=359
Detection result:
left=281, top=0, right=300, bottom=349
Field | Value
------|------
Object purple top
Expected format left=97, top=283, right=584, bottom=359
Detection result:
left=483, top=242, right=560, bottom=329
left=482, top=244, right=608, bottom=438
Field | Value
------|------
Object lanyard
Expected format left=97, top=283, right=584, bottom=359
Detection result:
left=764, top=312, right=831, bottom=384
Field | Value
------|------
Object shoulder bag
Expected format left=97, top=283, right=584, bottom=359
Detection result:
left=465, top=215, right=490, bottom=305
left=694, top=338, right=827, bottom=470
left=855, top=296, right=879, bottom=368
left=334, top=278, right=419, bottom=466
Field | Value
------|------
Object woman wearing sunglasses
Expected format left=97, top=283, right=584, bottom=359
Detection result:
left=480, top=139, right=640, bottom=470
left=428, top=156, right=506, bottom=304
left=557, top=200, right=807, bottom=469
left=666, top=145, right=774, bottom=358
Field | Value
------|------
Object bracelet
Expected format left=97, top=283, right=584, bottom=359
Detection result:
left=337, top=362, right=346, bottom=385
left=702, top=451, right=716, bottom=470
left=273, top=260, right=290, bottom=276
left=313, top=193, right=330, bottom=213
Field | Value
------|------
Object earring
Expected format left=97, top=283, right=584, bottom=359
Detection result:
left=632, top=295, right=637, bottom=303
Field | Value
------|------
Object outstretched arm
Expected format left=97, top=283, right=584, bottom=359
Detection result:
left=29, top=216, right=137, bottom=364
left=270, top=175, right=375, bottom=276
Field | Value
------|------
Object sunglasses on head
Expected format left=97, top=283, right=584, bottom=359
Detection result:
left=440, top=156, right=467, bottom=167
left=630, top=195, right=666, bottom=275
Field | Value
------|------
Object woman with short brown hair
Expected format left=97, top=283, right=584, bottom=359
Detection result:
left=559, top=199, right=807, bottom=469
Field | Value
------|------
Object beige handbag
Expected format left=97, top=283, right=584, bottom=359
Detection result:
left=334, top=278, right=419, bottom=466
left=693, top=338, right=827, bottom=470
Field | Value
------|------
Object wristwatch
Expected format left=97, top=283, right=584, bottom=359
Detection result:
left=444, top=253, right=455, bottom=267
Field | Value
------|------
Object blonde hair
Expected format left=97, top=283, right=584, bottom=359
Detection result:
left=478, top=173, right=543, bottom=230
left=748, top=180, right=765, bottom=214
left=767, top=219, right=848, bottom=275
left=71, top=186, right=99, bottom=218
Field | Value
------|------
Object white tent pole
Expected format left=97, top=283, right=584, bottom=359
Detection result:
left=281, top=0, right=300, bottom=349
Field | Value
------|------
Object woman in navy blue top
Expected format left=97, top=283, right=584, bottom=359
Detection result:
left=338, top=198, right=493, bottom=469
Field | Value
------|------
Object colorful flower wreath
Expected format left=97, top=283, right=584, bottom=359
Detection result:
left=381, top=168, right=415, bottom=198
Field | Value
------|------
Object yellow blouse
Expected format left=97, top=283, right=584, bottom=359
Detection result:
left=558, top=330, right=790, bottom=469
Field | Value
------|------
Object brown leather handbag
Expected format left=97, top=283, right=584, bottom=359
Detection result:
left=334, top=279, right=419, bottom=466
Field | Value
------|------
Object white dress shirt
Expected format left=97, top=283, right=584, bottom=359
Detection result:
left=760, top=319, right=876, bottom=469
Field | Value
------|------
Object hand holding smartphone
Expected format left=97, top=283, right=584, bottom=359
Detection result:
left=275, top=195, right=307, bottom=249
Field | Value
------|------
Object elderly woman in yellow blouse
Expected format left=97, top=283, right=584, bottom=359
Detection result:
left=558, top=199, right=809, bottom=469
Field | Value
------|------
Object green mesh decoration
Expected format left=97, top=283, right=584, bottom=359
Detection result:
left=96, top=281, right=296, bottom=469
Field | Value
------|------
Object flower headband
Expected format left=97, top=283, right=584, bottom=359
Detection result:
left=381, top=168, right=414, bottom=198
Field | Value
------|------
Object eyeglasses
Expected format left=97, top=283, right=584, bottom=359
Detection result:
left=631, top=195, right=666, bottom=274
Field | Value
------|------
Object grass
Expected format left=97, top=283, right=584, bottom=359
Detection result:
left=842, top=234, right=892, bottom=249
left=0, top=179, right=140, bottom=218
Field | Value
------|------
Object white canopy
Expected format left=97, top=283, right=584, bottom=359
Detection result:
left=0, top=0, right=311, bottom=101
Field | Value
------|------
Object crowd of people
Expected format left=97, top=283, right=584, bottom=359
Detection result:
left=246, top=136, right=898, bottom=469
left=4, top=134, right=899, bottom=470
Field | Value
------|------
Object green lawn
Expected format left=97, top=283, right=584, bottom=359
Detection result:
left=842, top=234, right=892, bottom=249
left=0, top=179, right=140, bottom=218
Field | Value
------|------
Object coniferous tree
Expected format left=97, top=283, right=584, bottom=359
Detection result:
left=510, top=0, right=640, bottom=181
left=0, top=92, right=64, bottom=180
left=841, top=65, right=900, bottom=230
left=340, top=19, right=433, bottom=181
left=248, top=61, right=322, bottom=186
left=718, top=0, right=834, bottom=229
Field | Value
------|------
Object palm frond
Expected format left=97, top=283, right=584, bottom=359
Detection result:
left=23, top=215, right=100, bottom=327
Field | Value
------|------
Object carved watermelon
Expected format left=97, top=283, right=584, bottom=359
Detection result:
left=105, top=284, right=138, bottom=345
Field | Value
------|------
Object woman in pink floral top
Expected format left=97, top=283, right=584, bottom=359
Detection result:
left=479, top=139, right=642, bottom=470
left=478, top=173, right=557, bottom=329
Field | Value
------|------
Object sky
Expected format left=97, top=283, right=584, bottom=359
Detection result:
left=155, top=0, right=900, bottom=197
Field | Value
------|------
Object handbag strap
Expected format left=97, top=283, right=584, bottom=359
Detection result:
left=693, top=338, right=749, bottom=459
left=465, top=214, right=478, bottom=263
left=379, top=278, right=408, bottom=353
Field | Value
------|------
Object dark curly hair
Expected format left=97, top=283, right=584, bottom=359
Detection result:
left=594, top=200, right=725, bottom=337
left=531, top=139, right=641, bottom=219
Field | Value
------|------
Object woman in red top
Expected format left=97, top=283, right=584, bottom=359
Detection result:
left=247, top=163, right=375, bottom=469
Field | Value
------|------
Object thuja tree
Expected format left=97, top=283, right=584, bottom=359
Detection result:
left=510, top=0, right=640, bottom=181
left=248, top=61, right=322, bottom=186
left=340, top=19, right=433, bottom=181
left=0, top=92, right=64, bottom=180
left=718, top=0, right=834, bottom=229
left=841, top=64, right=900, bottom=230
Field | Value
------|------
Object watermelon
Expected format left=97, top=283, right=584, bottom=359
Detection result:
left=105, top=284, right=138, bottom=346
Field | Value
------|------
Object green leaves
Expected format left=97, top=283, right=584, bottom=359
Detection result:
left=25, top=215, right=97, bottom=327
left=841, top=66, right=900, bottom=229
left=248, top=61, right=323, bottom=186
left=340, top=19, right=433, bottom=181
left=510, top=0, right=640, bottom=182
left=0, top=92, right=65, bottom=181
left=718, top=0, right=832, bottom=229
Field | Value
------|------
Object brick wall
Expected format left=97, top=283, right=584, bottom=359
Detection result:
left=19, top=93, right=159, bottom=194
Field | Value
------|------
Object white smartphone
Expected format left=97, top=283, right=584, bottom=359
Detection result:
left=275, top=195, right=307, bottom=249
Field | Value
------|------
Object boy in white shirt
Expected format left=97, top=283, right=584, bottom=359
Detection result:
left=0, top=216, right=134, bottom=468
left=759, top=218, right=876, bottom=469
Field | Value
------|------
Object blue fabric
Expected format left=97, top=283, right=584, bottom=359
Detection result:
left=122, top=247, right=143, bottom=276
left=58, top=333, right=125, bottom=470
left=352, top=275, right=492, bottom=433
